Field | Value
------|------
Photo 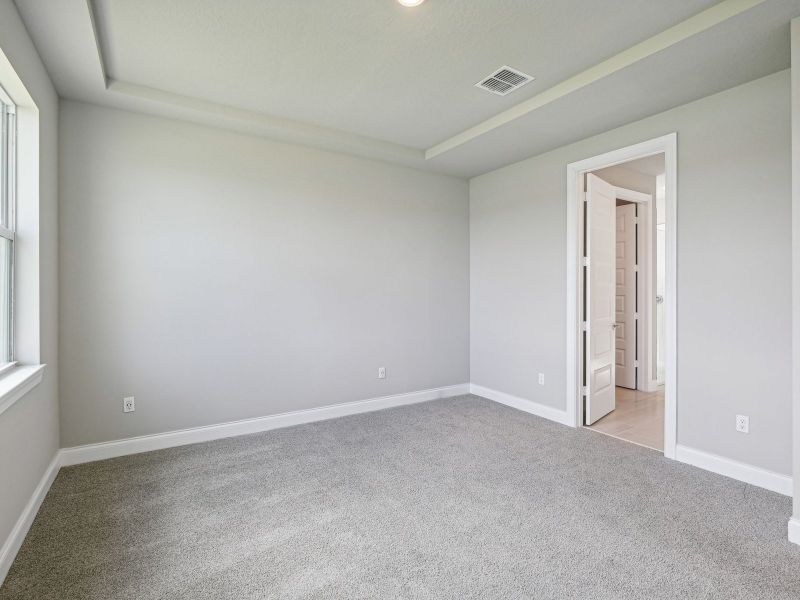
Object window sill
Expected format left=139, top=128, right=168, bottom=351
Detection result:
left=0, top=364, right=45, bottom=417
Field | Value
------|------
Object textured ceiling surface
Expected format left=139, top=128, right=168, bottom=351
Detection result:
left=425, top=0, right=797, bottom=177
left=13, top=0, right=800, bottom=177
left=92, top=0, right=720, bottom=148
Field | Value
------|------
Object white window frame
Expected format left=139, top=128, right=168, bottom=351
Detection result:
left=0, top=54, right=45, bottom=418
left=0, top=83, right=16, bottom=369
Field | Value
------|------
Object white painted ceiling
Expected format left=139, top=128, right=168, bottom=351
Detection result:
left=12, top=0, right=800, bottom=178
left=93, top=0, right=721, bottom=149
left=621, top=154, right=666, bottom=178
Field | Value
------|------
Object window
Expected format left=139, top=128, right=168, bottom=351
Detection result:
left=0, top=86, right=15, bottom=366
left=0, top=63, right=46, bottom=414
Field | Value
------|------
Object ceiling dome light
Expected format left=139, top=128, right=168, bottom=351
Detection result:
left=398, top=0, right=426, bottom=6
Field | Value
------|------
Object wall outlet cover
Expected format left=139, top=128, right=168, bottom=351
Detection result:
left=735, top=414, right=749, bottom=434
left=123, top=396, right=135, bottom=413
left=378, top=367, right=386, bottom=379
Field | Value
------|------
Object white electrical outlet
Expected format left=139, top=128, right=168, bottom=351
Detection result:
left=378, top=367, right=386, bottom=379
left=735, top=414, right=749, bottom=434
left=538, top=373, right=545, bottom=386
left=123, top=396, right=135, bottom=413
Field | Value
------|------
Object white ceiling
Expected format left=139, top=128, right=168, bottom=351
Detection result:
left=92, top=0, right=722, bottom=149
left=594, top=154, right=665, bottom=181
left=621, top=154, right=666, bottom=178
left=12, top=0, right=800, bottom=178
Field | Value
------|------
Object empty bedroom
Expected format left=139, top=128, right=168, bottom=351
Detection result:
left=2, top=1, right=800, bottom=598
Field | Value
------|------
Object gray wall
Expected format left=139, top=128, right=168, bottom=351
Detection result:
left=0, top=0, right=59, bottom=553
left=470, top=70, right=792, bottom=475
left=59, top=101, right=470, bottom=447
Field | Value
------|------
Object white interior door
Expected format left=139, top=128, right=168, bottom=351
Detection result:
left=615, top=203, right=637, bottom=389
left=586, top=174, right=616, bottom=425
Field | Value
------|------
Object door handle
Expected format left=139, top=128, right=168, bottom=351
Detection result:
left=611, top=323, right=618, bottom=330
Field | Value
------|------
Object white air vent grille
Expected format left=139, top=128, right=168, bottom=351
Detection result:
left=476, top=66, right=534, bottom=96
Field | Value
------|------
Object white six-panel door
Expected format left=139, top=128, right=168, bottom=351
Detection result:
left=615, top=203, right=637, bottom=389
left=586, top=174, right=617, bottom=425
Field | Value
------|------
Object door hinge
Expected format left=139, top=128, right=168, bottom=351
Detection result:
left=634, top=360, right=639, bottom=368
left=582, top=256, right=590, bottom=267
left=634, top=312, right=639, bottom=320
left=581, top=321, right=588, bottom=332
left=582, top=386, right=589, bottom=396
left=633, top=265, right=639, bottom=272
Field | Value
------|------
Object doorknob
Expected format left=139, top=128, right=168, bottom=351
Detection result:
left=611, top=323, right=618, bottom=329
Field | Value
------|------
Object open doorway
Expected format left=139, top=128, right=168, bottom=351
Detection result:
left=565, top=135, right=676, bottom=458
left=585, top=155, right=664, bottom=450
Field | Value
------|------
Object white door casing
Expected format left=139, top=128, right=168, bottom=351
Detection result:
left=566, top=132, right=677, bottom=459
left=615, top=203, right=637, bottom=389
left=586, top=173, right=617, bottom=425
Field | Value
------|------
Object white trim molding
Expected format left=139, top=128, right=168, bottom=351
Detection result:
left=2, top=384, right=796, bottom=584
left=84, top=3, right=423, bottom=169
left=469, top=384, right=571, bottom=427
left=675, top=445, right=793, bottom=496
left=790, top=16, right=800, bottom=548
left=425, top=0, right=765, bottom=159
left=613, top=186, right=651, bottom=204
left=0, top=365, right=45, bottom=417
left=2, top=384, right=472, bottom=583
left=80, top=0, right=762, bottom=165
left=789, top=518, right=800, bottom=546
left=0, top=452, right=60, bottom=585
left=470, top=385, right=792, bottom=499
left=60, top=383, right=470, bottom=466
left=565, top=133, right=678, bottom=460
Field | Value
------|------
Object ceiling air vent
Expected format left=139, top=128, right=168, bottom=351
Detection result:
left=475, top=66, right=534, bottom=96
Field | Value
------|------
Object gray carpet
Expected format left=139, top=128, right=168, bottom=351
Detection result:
left=1, top=395, right=799, bottom=599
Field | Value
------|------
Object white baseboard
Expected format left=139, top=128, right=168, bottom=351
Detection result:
left=60, top=383, right=470, bottom=467
left=3, top=384, right=794, bottom=588
left=0, top=453, right=60, bottom=585
left=465, top=384, right=795, bottom=497
left=675, top=445, right=793, bottom=496
left=469, top=384, right=571, bottom=426
left=788, top=518, right=800, bottom=546
left=1, top=383, right=470, bottom=585
left=640, top=380, right=662, bottom=393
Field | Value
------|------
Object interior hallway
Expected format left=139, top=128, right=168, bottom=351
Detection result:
left=588, top=387, right=665, bottom=451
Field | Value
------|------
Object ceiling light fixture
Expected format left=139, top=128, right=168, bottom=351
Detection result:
left=398, top=0, right=426, bottom=6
